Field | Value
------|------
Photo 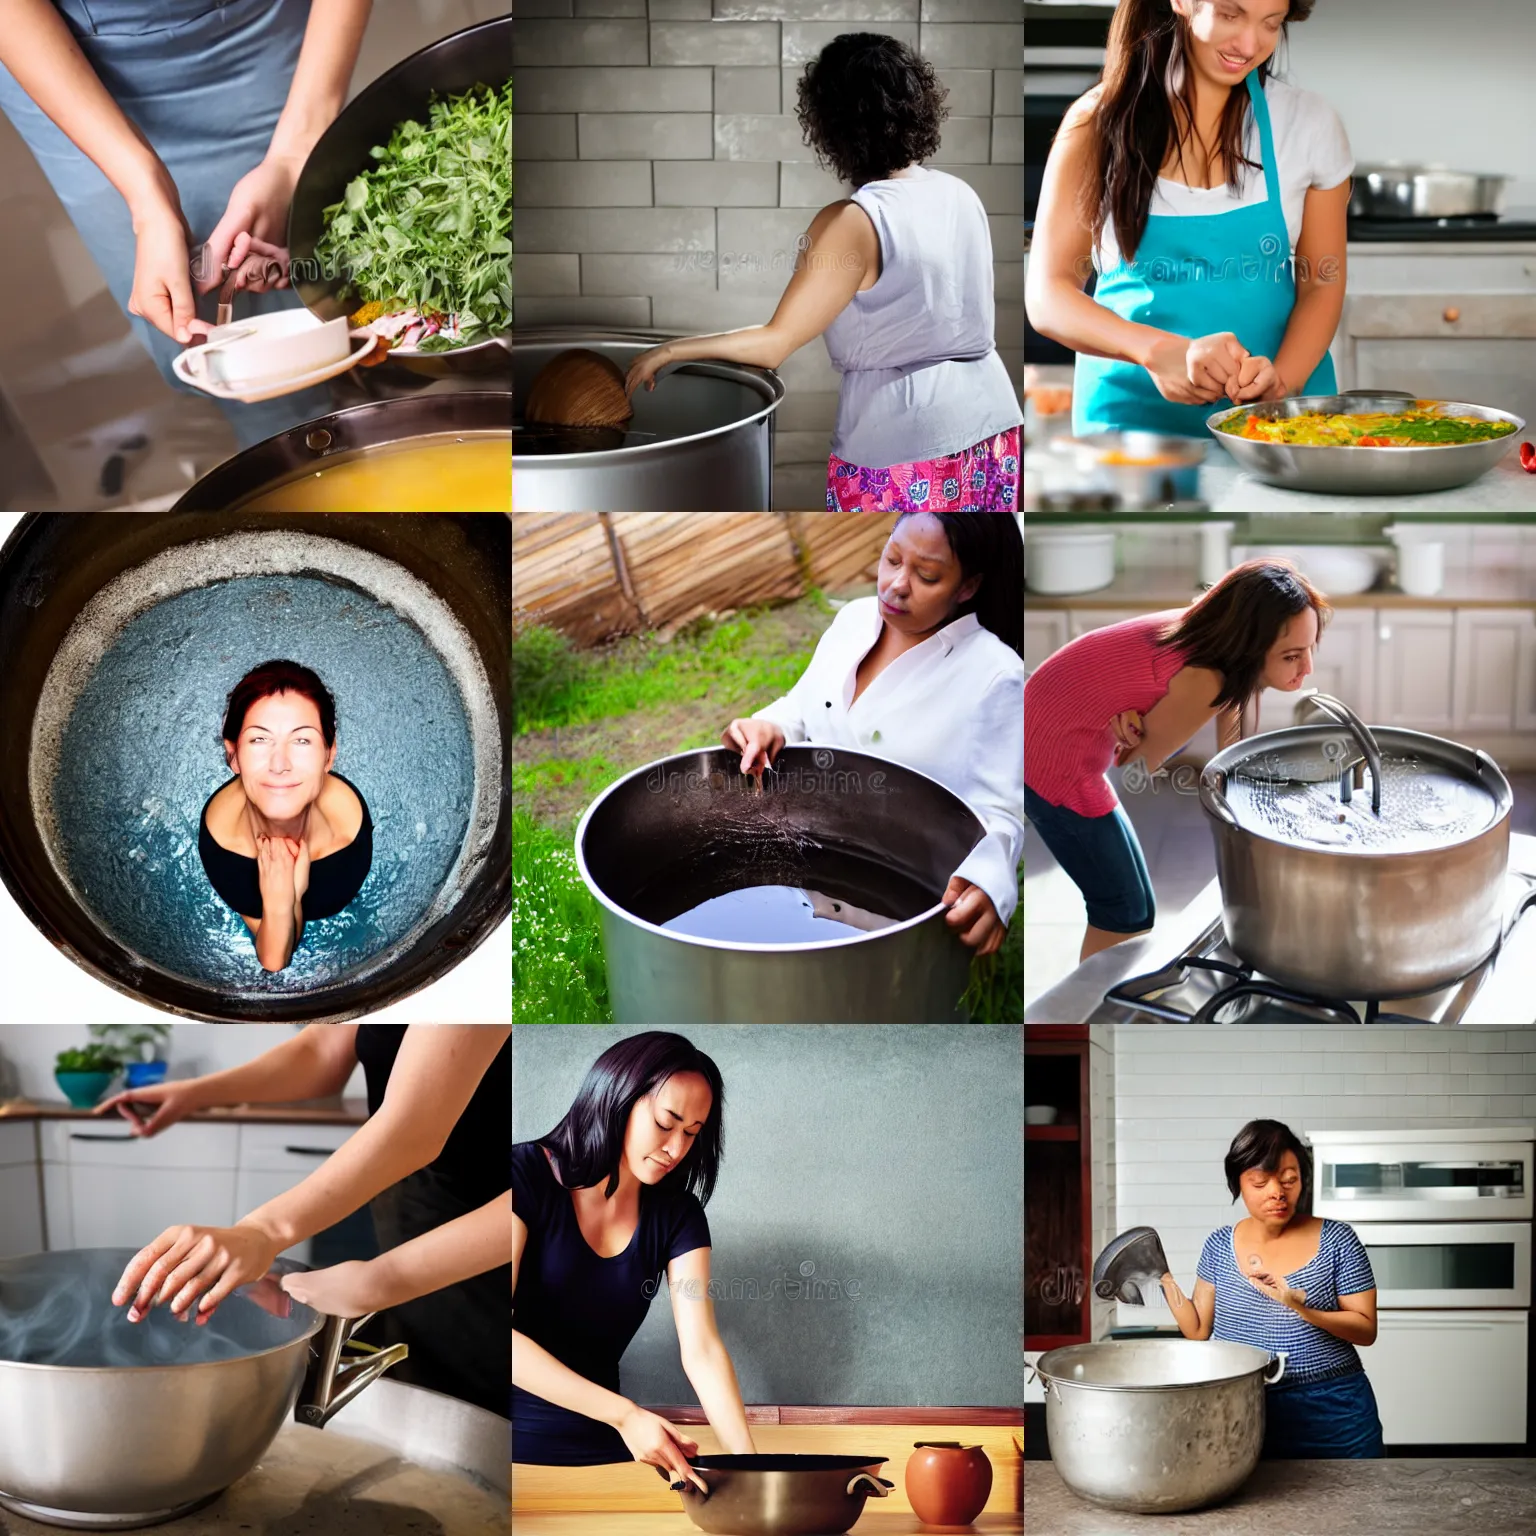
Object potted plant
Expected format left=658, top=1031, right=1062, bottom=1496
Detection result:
left=54, top=1043, right=123, bottom=1108
left=90, top=1025, right=173, bottom=1090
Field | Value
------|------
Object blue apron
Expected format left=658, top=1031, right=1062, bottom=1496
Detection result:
left=1073, top=71, right=1337, bottom=440
left=0, top=0, right=338, bottom=450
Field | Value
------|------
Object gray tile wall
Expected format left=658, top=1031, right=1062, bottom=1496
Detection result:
left=513, top=0, right=1023, bottom=509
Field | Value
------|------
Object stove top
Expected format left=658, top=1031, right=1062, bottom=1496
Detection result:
left=1025, top=832, right=1536, bottom=1026
left=1349, top=210, right=1536, bottom=243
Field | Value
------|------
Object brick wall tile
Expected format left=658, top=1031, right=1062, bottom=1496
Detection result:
left=514, top=67, right=714, bottom=112
left=715, top=65, right=782, bottom=112
left=992, top=114, right=1023, bottom=164
left=652, top=20, right=781, bottom=65
left=773, top=390, right=841, bottom=430
left=943, top=163, right=1024, bottom=215
left=576, top=0, right=648, bottom=15
left=930, top=117, right=993, bottom=165
left=655, top=161, right=780, bottom=205
left=775, top=429, right=834, bottom=463
left=779, top=160, right=848, bottom=206
left=783, top=19, right=918, bottom=63
left=516, top=206, right=714, bottom=253
left=518, top=114, right=579, bottom=160
left=718, top=0, right=916, bottom=17
left=513, top=19, right=649, bottom=67
left=514, top=254, right=582, bottom=296
left=582, top=252, right=722, bottom=294
left=937, top=68, right=995, bottom=117
left=579, top=113, right=715, bottom=160
left=717, top=113, right=819, bottom=160
left=518, top=161, right=655, bottom=207
left=513, top=295, right=654, bottom=325
left=517, top=0, right=573, bottom=14
left=918, top=22, right=1023, bottom=70
left=772, top=462, right=830, bottom=511
left=651, top=0, right=711, bottom=13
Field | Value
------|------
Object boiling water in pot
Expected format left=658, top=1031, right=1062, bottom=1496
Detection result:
left=663, top=882, right=900, bottom=942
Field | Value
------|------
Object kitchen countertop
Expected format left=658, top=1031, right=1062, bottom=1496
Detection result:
left=0, top=1096, right=369, bottom=1124
left=1027, top=1460, right=1536, bottom=1536
left=509, top=1517, right=1022, bottom=1536
left=1025, top=832, right=1536, bottom=1025
left=1198, top=455, right=1536, bottom=515
left=0, top=1422, right=507, bottom=1536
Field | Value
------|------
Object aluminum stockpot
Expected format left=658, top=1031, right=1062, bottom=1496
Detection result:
left=1034, top=1340, right=1286, bottom=1514
left=1207, top=392, right=1525, bottom=495
left=1200, top=725, right=1513, bottom=998
left=0, top=1249, right=405, bottom=1530
left=513, top=327, right=785, bottom=511
left=574, top=746, right=985, bottom=1023
left=659, top=1454, right=893, bottom=1536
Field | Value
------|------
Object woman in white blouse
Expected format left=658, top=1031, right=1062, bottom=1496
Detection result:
left=721, top=513, right=1023, bottom=956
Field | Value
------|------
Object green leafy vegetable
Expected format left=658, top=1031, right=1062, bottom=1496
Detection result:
left=315, top=80, right=511, bottom=349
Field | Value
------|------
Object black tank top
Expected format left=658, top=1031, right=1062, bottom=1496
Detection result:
left=197, top=774, right=373, bottom=921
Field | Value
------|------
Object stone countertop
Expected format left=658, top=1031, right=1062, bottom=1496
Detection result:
left=1199, top=455, right=1536, bottom=514
left=1024, top=563, right=1536, bottom=608
left=1027, top=1460, right=1536, bottom=1536
left=0, top=1096, right=369, bottom=1125
left=508, top=1517, right=1021, bottom=1536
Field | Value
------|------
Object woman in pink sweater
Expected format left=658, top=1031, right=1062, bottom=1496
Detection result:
left=1024, top=561, right=1331, bottom=963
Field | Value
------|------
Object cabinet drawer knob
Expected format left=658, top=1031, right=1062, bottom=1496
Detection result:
left=1443, top=307, right=1461, bottom=324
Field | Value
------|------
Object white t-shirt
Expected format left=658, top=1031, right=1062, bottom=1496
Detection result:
left=1093, top=73, right=1354, bottom=273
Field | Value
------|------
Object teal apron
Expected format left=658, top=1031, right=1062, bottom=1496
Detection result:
left=1073, top=71, right=1337, bottom=440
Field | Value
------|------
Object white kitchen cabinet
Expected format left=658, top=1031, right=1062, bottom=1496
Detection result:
left=234, top=1123, right=359, bottom=1263
left=1365, top=1311, right=1528, bottom=1446
left=1024, top=610, right=1069, bottom=674
left=1515, top=608, right=1536, bottom=735
left=1452, top=608, right=1531, bottom=734
left=1375, top=609, right=1456, bottom=731
left=0, top=1120, right=43, bottom=1258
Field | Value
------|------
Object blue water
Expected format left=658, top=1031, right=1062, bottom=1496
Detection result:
left=50, top=575, right=475, bottom=990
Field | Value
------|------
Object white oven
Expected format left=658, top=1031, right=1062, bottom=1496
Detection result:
left=1310, top=1129, right=1533, bottom=1224
left=1354, top=1222, right=1531, bottom=1309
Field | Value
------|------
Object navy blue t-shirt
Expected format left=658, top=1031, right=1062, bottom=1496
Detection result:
left=512, top=1139, right=712, bottom=1465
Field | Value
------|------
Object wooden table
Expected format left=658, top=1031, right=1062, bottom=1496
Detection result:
left=512, top=1515, right=1023, bottom=1536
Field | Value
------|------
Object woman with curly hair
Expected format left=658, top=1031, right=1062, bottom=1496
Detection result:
left=624, top=33, right=1020, bottom=512
left=1026, top=0, right=1353, bottom=438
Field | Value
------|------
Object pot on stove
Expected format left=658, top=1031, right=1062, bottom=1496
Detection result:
left=659, top=1454, right=893, bottom=1536
left=1198, top=692, right=1512, bottom=998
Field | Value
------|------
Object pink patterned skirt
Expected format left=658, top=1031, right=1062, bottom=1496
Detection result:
left=825, top=426, right=1020, bottom=512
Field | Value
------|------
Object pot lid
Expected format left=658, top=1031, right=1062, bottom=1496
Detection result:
left=1207, top=728, right=1508, bottom=854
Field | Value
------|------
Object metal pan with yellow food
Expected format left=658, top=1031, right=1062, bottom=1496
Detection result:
left=1205, top=390, right=1525, bottom=495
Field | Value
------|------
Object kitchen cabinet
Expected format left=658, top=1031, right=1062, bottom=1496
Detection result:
left=1364, top=1311, right=1528, bottom=1446
left=1453, top=608, right=1533, bottom=734
left=1374, top=609, right=1456, bottom=731
left=234, top=1123, right=360, bottom=1263
left=0, top=1119, right=43, bottom=1258
left=1024, top=611, right=1068, bottom=674
left=1514, top=607, right=1536, bottom=734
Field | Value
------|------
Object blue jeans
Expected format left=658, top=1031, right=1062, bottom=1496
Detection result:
left=0, top=0, right=338, bottom=450
left=1264, top=1371, right=1386, bottom=1460
left=1024, top=782, right=1156, bottom=933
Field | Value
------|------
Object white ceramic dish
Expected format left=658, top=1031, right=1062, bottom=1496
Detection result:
left=1025, top=1105, right=1059, bottom=1126
left=173, top=329, right=380, bottom=403
left=1025, top=530, right=1117, bottom=595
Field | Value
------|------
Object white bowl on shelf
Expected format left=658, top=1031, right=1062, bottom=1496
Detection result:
left=1025, top=1105, right=1060, bottom=1126
left=1025, top=530, right=1118, bottom=595
left=1231, top=544, right=1386, bottom=596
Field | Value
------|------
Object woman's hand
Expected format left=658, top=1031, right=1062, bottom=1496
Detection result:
left=1160, top=1271, right=1188, bottom=1309
left=279, top=1260, right=385, bottom=1320
left=196, top=156, right=299, bottom=297
left=128, top=199, right=202, bottom=344
left=625, top=342, right=675, bottom=399
left=1228, top=354, right=1288, bottom=405
left=615, top=1405, right=709, bottom=1494
left=722, top=718, right=785, bottom=777
left=1185, top=332, right=1249, bottom=400
left=1246, top=1263, right=1307, bottom=1310
left=111, top=1219, right=284, bottom=1324
left=941, top=875, right=1006, bottom=957
left=93, top=1078, right=205, bottom=1138
left=1109, top=709, right=1144, bottom=766
left=256, top=834, right=301, bottom=906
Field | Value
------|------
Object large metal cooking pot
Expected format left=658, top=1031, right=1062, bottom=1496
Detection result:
left=1033, top=1339, right=1286, bottom=1514
left=0, top=513, right=509, bottom=1023
left=1207, top=391, right=1525, bottom=494
left=0, top=1250, right=405, bottom=1529
left=575, top=746, right=986, bottom=1023
left=513, top=327, right=785, bottom=511
left=1351, top=164, right=1510, bottom=221
left=659, top=1455, right=893, bottom=1536
left=287, top=15, right=511, bottom=381
left=1199, top=693, right=1513, bottom=998
left=169, top=392, right=510, bottom=510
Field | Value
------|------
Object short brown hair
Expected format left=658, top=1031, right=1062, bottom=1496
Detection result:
left=1156, top=559, right=1332, bottom=712
left=221, top=660, right=336, bottom=747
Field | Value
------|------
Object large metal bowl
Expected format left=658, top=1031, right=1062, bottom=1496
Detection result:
left=0, top=1250, right=404, bottom=1530
left=659, top=1455, right=893, bottom=1536
left=513, top=327, right=785, bottom=511
left=287, top=16, right=511, bottom=381
left=1207, top=392, right=1525, bottom=494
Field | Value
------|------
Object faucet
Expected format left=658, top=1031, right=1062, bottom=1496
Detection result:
left=1297, top=690, right=1383, bottom=816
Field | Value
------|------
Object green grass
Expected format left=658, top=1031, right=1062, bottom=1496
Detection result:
left=512, top=809, right=612, bottom=1024
left=512, top=599, right=829, bottom=735
left=961, top=864, right=1025, bottom=1024
left=512, top=755, right=626, bottom=803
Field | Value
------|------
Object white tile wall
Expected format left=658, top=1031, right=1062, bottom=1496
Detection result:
left=1088, top=1023, right=1116, bottom=1342
left=1108, top=1026, right=1536, bottom=1329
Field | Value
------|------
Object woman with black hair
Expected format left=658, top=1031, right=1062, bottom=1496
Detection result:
left=623, top=33, right=1020, bottom=513
left=513, top=1033, right=755, bottom=1483
left=723, top=512, right=1023, bottom=956
left=1026, top=0, right=1353, bottom=437
left=1159, top=1119, right=1384, bottom=1459
left=1024, top=559, right=1329, bottom=961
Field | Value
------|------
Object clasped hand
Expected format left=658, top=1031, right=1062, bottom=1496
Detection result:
left=1148, top=332, right=1287, bottom=408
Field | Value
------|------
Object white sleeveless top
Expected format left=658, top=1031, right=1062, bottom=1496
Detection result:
left=822, top=166, right=1022, bottom=469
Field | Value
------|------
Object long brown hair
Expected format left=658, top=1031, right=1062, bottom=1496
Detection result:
left=1087, top=0, right=1315, bottom=263
left=1156, top=559, right=1332, bottom=711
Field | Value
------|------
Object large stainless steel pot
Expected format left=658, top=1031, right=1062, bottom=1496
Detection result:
left=1351, top=165, right=1510, bottom=221
left=1033, top=1340, right=1286, bottom=1514
left=1199, top=693, right=1513, bottom=998
left=1207, top=391, right=1525, bottom=494
left=659, top=1455, right=893, bottom=1536
left=169, top=392, right=510, bottom=511
left=574, top=746, right=986, bottom=1023
left=0, top=1250, right=406, bottom=1530
left=513, top=327, right=784, bottom=511
left=287, top=16, right=511, bottom=381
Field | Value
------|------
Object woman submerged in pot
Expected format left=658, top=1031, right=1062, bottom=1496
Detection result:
left=1161, top=1119, right=1383, bottom=1459
left=198, top=659, right=373, bottom=972
left=721, top=511, right=1024, bottom=956
left=1024, top=559, right=1330, bottom=962
left=513, top=1032, right=755, bottom=1490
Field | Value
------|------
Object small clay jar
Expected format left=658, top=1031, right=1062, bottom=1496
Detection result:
left=904, top=1441, right=993, bottom=1527
left=524, top=348, right=633, bottom=428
